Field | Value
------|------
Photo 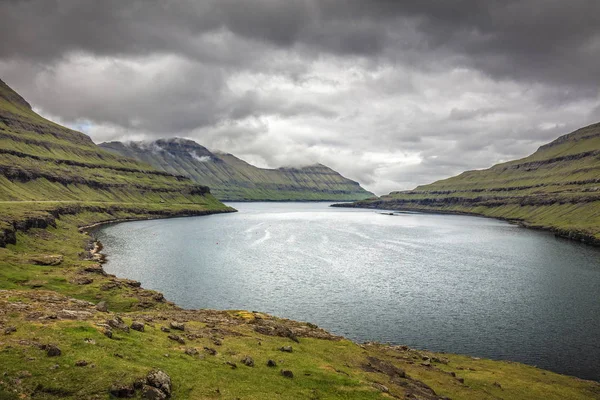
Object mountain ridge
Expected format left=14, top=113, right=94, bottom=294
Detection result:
left=99, top=138, right=375, bottom=201
left=335, top=122, right=600, bottom=245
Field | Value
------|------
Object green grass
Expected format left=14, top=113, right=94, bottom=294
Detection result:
left=343, top=122, right=600, bottom=242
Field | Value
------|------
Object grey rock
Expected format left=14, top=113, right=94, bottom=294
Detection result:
left=95, top=301, right=108, bottom=312
left=280, top=370, right=294, bottom=378
left=75, top=360, right=88, bottom=367
left=279, top=346, right=293, bottom=353
left=146, top=369, right=172, bottom=397
left=131, top=321, right=145, bottom=332
left=267, top=359, right=277, bottom=367
left=169, top=322, right=185, bottom=331
left=141, top=385, right=167, bottom=400
left=241, top=356, right=254, bottom=367
left=46, top=344, right=61, bottom=357
left=373, top=383, right=389, bottom=393
left=109, top=384, right=135, bottom=398
left=167, top=334, right=185, bottom=344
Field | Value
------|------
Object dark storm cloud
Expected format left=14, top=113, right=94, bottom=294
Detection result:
left=0, top=0, right=599, bottom=194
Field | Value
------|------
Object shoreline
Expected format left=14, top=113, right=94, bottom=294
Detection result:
left=331, top=202, right=600, bottom=248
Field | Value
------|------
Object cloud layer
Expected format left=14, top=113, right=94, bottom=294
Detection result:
left=1, top=0, right=599, bottom=194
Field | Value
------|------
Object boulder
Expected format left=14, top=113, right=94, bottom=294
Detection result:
left=96, top=301, right=108, bottom=312
left=241, top=356, right=254, bottom=367
left=142, top=385, right=167, bottom=400
left=46, top=344, right=61, bottom=357
left=267, top=359, right=277, bottom=367
left=169, top=322, right=185, bottom=331
left=279, top=346, right=293, bottom=353
left=109, top=384, right=135, bottom=398
left=280, top=370, right=294, bottom=378
left=131, top=321, right=145, bottom=332
left=146, top=369, right=171, bottom=397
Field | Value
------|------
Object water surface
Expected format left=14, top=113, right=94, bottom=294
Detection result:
left=96, top=202, right=600, bottom=380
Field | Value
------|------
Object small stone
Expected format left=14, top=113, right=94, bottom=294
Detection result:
left=161, top=327, right=171, bottom=333
left=146, top=369, right=172, bottom=397
left=46, top=344, right=61, bottom=357
left=280, top=369, right=294, bottom=378
left=167, top=334, right=185, bottom=344
left=133, top=378, right=145, bottom=390
left=372, top=383, right=389, bottom=393
left=50, top=364, right=59, bottom=370
left=241, top=356, right=254, bottom=367
left=267, top=359, right=277, bottom=367
left=169, top=322, right=185, bottom=331
left=109, top=384, right=135, bottom=398
left=457, top=377, right=465, bottom=384
left=131, top=321, right=145, bottom=332
left=4, top=326, right=17, bottom=335
left=75, top=360, right=88, bottom=367
left=421, top=360, right=431, bottom=367
left=203, top=347, right=217, bottom=356
left=96, top=301, right=108, bottom=312
left=114, top=353, right=123, bottom=358
left=108, top=316, right=130, bottom=332
left=184, top=348, right=198, bottom=356
left=226, top=361, right=238, bottom=369
left=84, top=338, right=96, bottom=345
left=279, top=346, right=293, bottom=353
left=104, top=328, right=113, bottom=339
left=142, top=385, right=167, bottom=400
left=212, top=338, right=222, bottom=346
left=493, top=382, right=502, bottom=388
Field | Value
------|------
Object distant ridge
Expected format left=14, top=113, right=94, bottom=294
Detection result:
left=100, top=138, right=374, bottom=201
left=335, top=122, right=600, bottom=245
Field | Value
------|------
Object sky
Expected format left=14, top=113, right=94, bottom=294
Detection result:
left=1, top=1, right=599, bottom=195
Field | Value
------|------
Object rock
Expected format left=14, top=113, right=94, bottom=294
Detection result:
left=279, top=346, right=293, bottom=353
left=133, top=378, right=145, bottom=390
left=160, top=327, right=171, bottom=333
left=184, top=348, right=198, bottom=356
left=108, top=316, right=130, bottom=332
left=203, top=347, right=217, bottom=356
left=267, top=359, right=277, bottom=367
left=169, top=322, right=185, bottom=331
left=421, top=360, right=431, bottom=367
left=72, top=276, right=93, bottom=285
left=83, top=263, right=105, bottom=275
left=212, top=338, right=222, bottom=346
left=103, top=328, right=113, bottom=338
left=109, top=384, right=135, bottom=398
left=75, top=360, right=88, bottom=367
left=96, top=301, right=108, bottom=312
left=4, top=326, right=16, bottom=335
left=457, top=377, right=465, bottom=384
left=241, top=356, right=254, bottom=367
left=46, top=344, right=61, bottom=357
left=226, top=361, right=238, bottom=369
left=153, top=293, right=165, bottom=302
left=58, top=310, right=93, bottom=320
left=372, top=383, right=389, bottom=393
left=146, top=369, right=172, bottom=397
left=17, top=370, right=31, bottom=378
left=123, top=279, right=142, bottom=288
left=493, top=382, right=502, bottom=388
left=167, top=335, right=185, bottom=344
left=142, top=385, right=167, bottom=400
left=280, top=370, right=294, bottom=378
left=30, top=254, right=63, bottom=266
left=131, top=321, right=145, bottom=332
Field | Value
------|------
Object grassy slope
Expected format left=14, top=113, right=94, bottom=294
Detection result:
left=338, top=122, right=600, bottom=244
left=0, top=80, right=598, bottom=399
left=99, top=139, right=374, bottom=201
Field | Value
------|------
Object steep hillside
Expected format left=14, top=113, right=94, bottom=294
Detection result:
left=99, top=139, right=374, bottom=201
left=336, top=122, right=600, bottom=245
left=0, top=78, right=233, bottom=244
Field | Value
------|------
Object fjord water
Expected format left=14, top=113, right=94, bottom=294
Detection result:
left=97, top=202, right=600, bottom=381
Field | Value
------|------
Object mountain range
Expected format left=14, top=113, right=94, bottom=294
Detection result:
left=99, top=139, right=374, bottom=201
left=336, top=122, right=600, bottom=245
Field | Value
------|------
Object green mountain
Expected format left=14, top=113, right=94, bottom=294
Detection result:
left=336, top=122, right=600, bottom=245
left=99, top=139, right=374, bottom=201
left=0, top=78, right=233, bottom=245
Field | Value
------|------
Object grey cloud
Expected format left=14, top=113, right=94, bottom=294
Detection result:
left=1, top=0, right=600, bottom=195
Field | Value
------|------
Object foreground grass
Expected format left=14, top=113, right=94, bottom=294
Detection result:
left=0, top=209, right=598, bottom=399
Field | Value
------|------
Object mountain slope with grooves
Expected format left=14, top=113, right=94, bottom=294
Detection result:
left=99, top=139, right=374, bottom=201
left=0, top=78, right=233, bottom=245
left=335, top=122, right=600, bottom=245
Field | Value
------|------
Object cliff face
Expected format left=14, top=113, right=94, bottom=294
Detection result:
left=337, top=122, right=600, bottom=244
left=99, top=139, right=374, bottom=201
left=0, top=78, right=233, bottom=244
